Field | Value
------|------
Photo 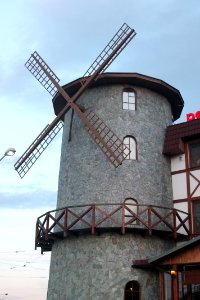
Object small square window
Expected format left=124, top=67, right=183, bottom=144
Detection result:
left=123, top=102, right=129, bottom=110
left=129, top=103, right=135, bottom=111
left=123, top=92, right=129, bottom=102
left=128, top=94, right=135, bottom=104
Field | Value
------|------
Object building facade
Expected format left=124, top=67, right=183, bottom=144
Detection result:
left=163, top=119, right=200, bottom=236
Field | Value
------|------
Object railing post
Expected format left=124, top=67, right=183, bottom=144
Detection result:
left=148, top=206, right=152, bottom=236
left=64, top=208, right=68, bottom=237
left=121, top=203, right=125, bottom=235
left=91, top=205, right=95, bottom=236
left=45, top=213, right=49, bottom=241
left=35, top=220, right=39, bottom=250
left=173, top=210, right=177, bottom=239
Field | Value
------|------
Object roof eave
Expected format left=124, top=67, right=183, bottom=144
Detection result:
left=52, top=72, right=184, bottom=121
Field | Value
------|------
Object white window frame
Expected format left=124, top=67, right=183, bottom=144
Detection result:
left=123, top=136, right=137, bottom=160
left=122, top=88, right=136, bottom=111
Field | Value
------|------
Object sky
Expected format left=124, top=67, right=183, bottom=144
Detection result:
left=0, top=0, right=200, bottom=299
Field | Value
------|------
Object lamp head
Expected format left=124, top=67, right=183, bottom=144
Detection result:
left=170, top=269, right=177, bottom=277
left=4, top=148, right=16, bottom=157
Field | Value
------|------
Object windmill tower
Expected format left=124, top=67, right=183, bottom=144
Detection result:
left=45, top=72, right=186, bottom=300
left=15, top=24, right=189, bottom=299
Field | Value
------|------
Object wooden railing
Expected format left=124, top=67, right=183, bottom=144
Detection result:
left=35, top=203, right=191, bottom=252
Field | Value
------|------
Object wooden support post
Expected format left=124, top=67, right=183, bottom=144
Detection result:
left=172, top=264, right=178, bottom=300
left=159, top=271, right=164, bottom=300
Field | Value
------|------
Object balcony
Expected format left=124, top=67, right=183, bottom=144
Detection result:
left=35, top=203, right=191, bottom=253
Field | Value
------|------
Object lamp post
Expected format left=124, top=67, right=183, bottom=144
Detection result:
left=0, top=148, right=16, bottom=162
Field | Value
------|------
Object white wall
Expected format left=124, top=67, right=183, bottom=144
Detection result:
left=171, top=154, right=186, bottom=172
left=172, top=173, right=187, bottom=200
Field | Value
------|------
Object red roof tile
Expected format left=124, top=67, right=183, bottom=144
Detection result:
left=163, top=119, right=200, bottom=155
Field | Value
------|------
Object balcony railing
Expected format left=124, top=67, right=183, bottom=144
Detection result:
left=35, top=203, right=191, bottom=252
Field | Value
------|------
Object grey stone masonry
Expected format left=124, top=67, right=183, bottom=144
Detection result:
left=47, top=234, right=174, bottom=300
left=57, top=84, right=173, bottom=208
left=47, top=83, right=174, bottom=300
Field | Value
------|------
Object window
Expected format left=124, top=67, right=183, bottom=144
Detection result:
left=124, top=280, right=140, bottom=300
left=122, top=88, right=136, bottom=110
left=124, top=198, right=138, bottom=225
left=189, top=141, right=200, bottom=168
left=123, top=136, right=137, bottom=160
left=193, top=201, right=200, bottom=233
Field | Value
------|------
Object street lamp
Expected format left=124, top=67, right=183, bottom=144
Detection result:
left=0, top=148, right=16, bottom=162
left=0, top=293, right=8, bottom=295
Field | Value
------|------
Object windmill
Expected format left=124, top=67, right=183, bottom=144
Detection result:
left=14, top=23, right=136, bottom=178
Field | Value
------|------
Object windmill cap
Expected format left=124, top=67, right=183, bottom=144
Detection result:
left=53, top=72, right=184, bottom=121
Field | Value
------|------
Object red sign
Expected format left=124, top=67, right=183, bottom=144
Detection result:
left=186, top=111, right=200, bottom=122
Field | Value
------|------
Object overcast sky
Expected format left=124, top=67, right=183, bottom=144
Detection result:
left=0, top=0, right=200, bottom=299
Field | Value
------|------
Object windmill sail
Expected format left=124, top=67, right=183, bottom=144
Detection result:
left=15, top=23, right=135, bottom=177
left=14, top=121, right=63, bottom=178
left=84, top=110, right=130, bottom=167
left=81, top=23, right=136, bottom=85
left=25, top=51, right=60, bottom=97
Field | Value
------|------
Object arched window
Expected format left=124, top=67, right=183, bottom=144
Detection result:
left=122, top=88, right=136, bottom=110
left=124, top=198, right=138, bottom=225
left=124, top=280, right=140, bottom=300
left=123, top=136, right=137, bottom=160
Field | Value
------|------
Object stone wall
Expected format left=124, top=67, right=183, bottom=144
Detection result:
left=47, top=83, right=174, bottom=300
left=47, top=233, right=174, bottom=300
